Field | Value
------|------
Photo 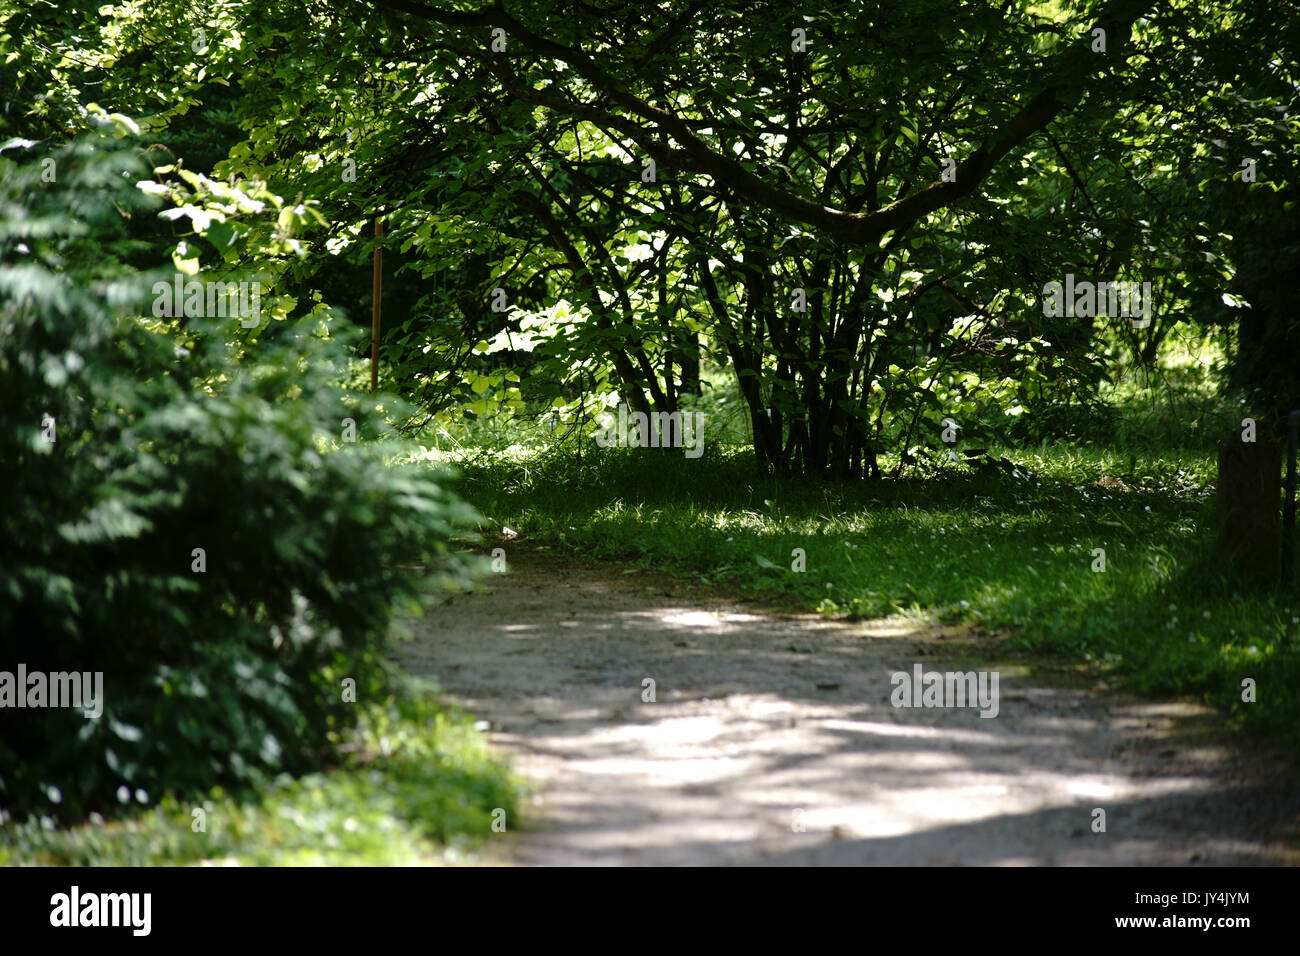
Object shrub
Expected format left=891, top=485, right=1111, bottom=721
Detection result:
left=0, top=127, right=479, bottom=820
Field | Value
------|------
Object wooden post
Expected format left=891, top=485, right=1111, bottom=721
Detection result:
left=1215, top=441, right=1282, bottom=586
left=1284, top=411, right=1300, bottom=581
left=371, top=216, right=383, bottom=393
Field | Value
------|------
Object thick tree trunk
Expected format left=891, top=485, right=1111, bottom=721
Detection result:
left=1215, top=442, right=1281, bottom=585
left=678, top=331, right=700, bottom=396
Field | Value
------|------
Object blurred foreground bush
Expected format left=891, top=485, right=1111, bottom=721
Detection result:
left=0, top=127, right=479, bottom=821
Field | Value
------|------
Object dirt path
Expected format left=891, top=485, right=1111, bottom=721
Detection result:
left=394, top=548, right=1300, bottom=866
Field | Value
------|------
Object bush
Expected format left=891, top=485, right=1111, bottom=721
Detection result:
left=0, top=127, right=480, bottom=820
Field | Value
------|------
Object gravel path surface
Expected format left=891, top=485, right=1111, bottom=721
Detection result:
left=394, top=549, right=1300, bottom=866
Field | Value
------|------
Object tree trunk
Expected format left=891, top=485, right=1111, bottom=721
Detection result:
left=678, top=331, right=701, bottom=396
left=1215, top=441, right=1281, bottom=586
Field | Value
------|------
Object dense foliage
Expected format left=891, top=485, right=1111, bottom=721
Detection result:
left=0, top=125, right=479, bottom=820
left=7, top=0, right=1291, bottom=476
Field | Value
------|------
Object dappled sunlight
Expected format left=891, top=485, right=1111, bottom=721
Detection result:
left=395, top=552, right=1300, bottom=865
left=657, top=610, right=768, bottom=629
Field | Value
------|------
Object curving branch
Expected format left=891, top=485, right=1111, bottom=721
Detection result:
left=374, top=0, right=1151, bottom=245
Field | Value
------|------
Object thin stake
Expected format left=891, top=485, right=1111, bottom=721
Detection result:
left=1284, top=409, right=1300, bottom=582
left=371, top=216, right=384, bottom=393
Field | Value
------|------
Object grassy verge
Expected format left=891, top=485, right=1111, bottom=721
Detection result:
left=455, top=442, right=1298, bottom=744
left=0, top=687, right=523, bottom=865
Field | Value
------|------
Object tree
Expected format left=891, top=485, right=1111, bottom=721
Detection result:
left=16, top=0, right=1296, bottom=477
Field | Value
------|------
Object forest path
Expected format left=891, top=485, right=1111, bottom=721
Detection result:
left=394, top=548, right=1300, bottom=866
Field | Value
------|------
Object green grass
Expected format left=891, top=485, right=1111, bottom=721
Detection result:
left=0, top=686, right=524, bottom=865
left=454, top=440, right=1299, bottom=744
